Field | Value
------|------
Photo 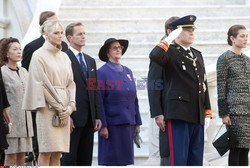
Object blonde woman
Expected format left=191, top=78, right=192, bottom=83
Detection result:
left=22, top=20, right=76, bottom=166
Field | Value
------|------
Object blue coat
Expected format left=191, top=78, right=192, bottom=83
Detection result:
left=97, top=62, right=142, bottom=165
left=97, top=63, right=142, bottom=127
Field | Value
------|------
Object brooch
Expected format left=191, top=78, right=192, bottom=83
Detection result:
left=127, top=74, right=132, bottom=81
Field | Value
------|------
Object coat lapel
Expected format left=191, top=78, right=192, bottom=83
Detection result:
left=84, top=53, right=93, bottom=78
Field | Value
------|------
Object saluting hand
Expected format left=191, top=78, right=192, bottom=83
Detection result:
left=163, top=27, right=183, bottom=43
left=155, top=115, right=165, bottom=132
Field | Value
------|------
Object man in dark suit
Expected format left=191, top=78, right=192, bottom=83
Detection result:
left=147, top=16, right=179, bottom=166
left=21, top=11, right=68, bottom=163
left=22, top=11, right=68, bottom=71
left=61, top=22, right=102, bottom=166
left=149, top=15, right=212, bottom=166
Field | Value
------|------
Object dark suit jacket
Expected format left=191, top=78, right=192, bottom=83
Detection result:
left=147, top=61, right=167, bottom=118
left=149, top=43, right=211, bottom=125
left=66, top=49, right=100, bottom=128
left=22, top=35, right=68, bottom=70
left=147, top=60, right=169, bottom=158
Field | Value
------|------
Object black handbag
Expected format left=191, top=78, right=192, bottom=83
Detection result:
left=212, top=124, right=238, bottom=156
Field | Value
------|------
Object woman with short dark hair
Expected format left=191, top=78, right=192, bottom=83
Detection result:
left=217, top=24, right=249, bottom=166
left=0, top=37, right=33, bottom=166
left=0, top=38, right=11, bottom=166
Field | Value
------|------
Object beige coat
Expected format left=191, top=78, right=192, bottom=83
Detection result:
left=22, top=41, right=76, bottom=153
left=1, top=65, right=33, bottom=138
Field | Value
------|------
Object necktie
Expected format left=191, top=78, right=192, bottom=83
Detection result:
left=187, top=49, right=194, bottom=58
left=78, top=52, right=88, bottom=78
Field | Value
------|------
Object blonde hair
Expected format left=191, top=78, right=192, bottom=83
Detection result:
left=40, top=20, right=64, bottom=34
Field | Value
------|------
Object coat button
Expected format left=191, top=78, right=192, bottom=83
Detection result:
left=199, top=91, right=201, bottom=93
left=197, top=75, right=199, bottom=78
left=199, top=83, right=201, bottom=85
left=195, top=68, right=198, bottom=71
left=178, top=96, right=181, bottom=99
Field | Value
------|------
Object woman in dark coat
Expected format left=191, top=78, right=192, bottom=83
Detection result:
left=97, top=38, right=142, bottom=166
left=0, top=38, right=11, bottom=166
left=0, top=66, right=11, bottom=165
left=217, top=25, right=250, bottom=166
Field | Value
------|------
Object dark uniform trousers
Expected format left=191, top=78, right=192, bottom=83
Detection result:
left=149, top=43, right=211, bottom=166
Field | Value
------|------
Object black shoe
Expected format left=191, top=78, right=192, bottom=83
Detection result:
left=25, top=154, right=34, bottom=162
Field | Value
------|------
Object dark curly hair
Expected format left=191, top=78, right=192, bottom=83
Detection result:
left=0, top=37, right=20, bottom=66
left=227, top=25, right=246, bottom=46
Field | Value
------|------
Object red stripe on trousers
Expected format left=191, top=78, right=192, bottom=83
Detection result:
left=168, top=119, right=174, bottom=166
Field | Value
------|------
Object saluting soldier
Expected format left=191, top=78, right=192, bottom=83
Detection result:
left=149, top=15, right=212, bottom=166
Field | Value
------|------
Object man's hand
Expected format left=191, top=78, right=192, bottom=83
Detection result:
left=204, top=109, right=213, bottom=118
left=94, top=119, right=102, bottom=132
left=100, top=127, right=109, bottom=139
left=222, top=115, right=231, bottom=125
left=155, top=115, right=165, bottom=132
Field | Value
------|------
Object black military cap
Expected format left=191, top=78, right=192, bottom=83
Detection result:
left=170, top=15, right=196, bottom=30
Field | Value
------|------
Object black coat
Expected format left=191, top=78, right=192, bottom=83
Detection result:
left=147, top=61, right=167, bottom=118
left=149, top=43, right=211, bottom=125
left=22, top=35, right=68, bottom=70
left=66, top=49, right=100, bottom=128
left=0, top=68, right=10, bottom=150
left=147, top=60, right=170, bottom=158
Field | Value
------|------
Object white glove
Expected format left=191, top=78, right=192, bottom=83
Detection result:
left=163, top=27, right=183, bottom=43
left=204, top=118, right=211, bottom=130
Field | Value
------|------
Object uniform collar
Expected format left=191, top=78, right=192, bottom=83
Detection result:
left=178, top=44, right=191, bottom=52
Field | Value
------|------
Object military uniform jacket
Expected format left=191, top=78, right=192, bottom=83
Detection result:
left=149, top=43, right=211, bottom=125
